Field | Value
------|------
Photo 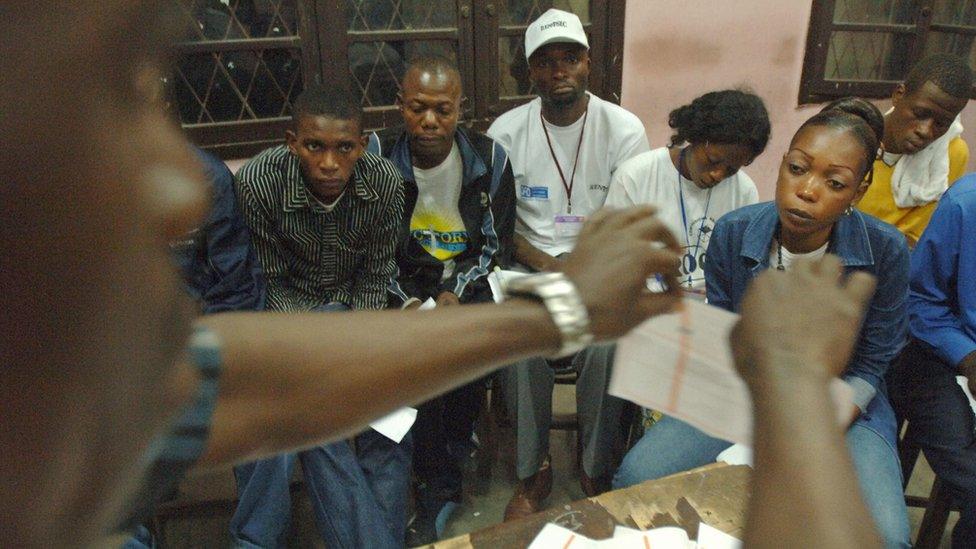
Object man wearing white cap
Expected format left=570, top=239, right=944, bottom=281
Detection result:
left=487, top=8, right=649, bottom=520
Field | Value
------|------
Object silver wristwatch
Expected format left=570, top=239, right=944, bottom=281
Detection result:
left=504, top=272, right=593, bottom=358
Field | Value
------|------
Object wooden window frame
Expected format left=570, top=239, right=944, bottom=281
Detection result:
left=172, top=0, right=627, bottom=158
left=799, top=0, right=976, bottom=104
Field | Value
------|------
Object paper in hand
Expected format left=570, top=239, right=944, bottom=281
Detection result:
left=610, top=298, right=853, bottom=445
left=369, top=407, right=417, bottom=443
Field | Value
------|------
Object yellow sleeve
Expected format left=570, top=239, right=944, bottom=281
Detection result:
left=899, top=201, right=938, bottom=246
left=948, top=137, right=970, bottom=186
left=899, top=139, right=968, bottom=244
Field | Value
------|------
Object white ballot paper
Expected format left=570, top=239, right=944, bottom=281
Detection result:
left=369, top=407, right=417, bottom=443
left=610, top=298, right=854, bottom=446
left=528, top=523, right=739, bottom=548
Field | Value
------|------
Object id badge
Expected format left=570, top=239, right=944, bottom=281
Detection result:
left=554, top=214, right=586, bottom=240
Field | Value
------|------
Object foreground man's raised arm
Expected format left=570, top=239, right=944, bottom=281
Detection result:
left=192, top=205, right=682, bottom=471
left=731, top=256, right=882, bottom=549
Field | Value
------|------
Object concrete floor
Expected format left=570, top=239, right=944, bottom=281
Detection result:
left=438, top=385, right=959, bottom=547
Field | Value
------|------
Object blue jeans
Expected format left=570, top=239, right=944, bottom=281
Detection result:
left=614, top=415, right=911, bottom=549
left=120, top=526, right=154, bottom=548
left=890, top=341, right=976, bottom=549
left=230, top=302, right=412, bottom=548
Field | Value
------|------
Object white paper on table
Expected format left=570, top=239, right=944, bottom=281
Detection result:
left=716, top=443, right=753, bottom=467
left=487, top=269, right=530, bottom=303
left=527, top=524, right=594, bottom=548
left=369, top=407, right=417, bottom=443
left=695, top=523, right=742, bottom=549
left=610, top=298, right=854, bottom=446
left=529, top=523, right=695, bottom=548
left=956, top=376, right=976, bottom=417
left=418, top=297, right=437, bottom=311
left=612, top=525, right=695, bottom=547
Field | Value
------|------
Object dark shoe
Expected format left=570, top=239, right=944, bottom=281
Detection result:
left=579, top=469, right=611, bottom=497
left=406, top=481, right=461, bottom=547
left=405, top=498, right=459, bottom=547
left=503, top=458, right=553, bottom=522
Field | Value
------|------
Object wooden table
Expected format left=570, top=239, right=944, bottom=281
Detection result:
left=427, top=463, right=751, bottom=548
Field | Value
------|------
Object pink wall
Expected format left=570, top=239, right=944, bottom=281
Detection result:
left=620, top=1, right=976, bottom=200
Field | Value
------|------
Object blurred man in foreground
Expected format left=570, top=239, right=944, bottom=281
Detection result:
left=0, top=3, right=879, bottom=549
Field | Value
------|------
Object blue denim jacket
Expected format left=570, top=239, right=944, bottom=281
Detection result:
left=705, top=202, right=909, bottom=447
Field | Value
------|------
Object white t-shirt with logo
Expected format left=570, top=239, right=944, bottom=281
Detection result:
left=605, top=147, right=759, bottom=291
left=410, top=143, right=467, bottom=280
left=488, top=92, right=649, bottom=256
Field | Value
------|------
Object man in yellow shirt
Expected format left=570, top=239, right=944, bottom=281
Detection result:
left=857, top=53, right=972, bottom=246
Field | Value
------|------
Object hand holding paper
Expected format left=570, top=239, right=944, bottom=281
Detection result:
left=610, top=297, right=854, bottom=446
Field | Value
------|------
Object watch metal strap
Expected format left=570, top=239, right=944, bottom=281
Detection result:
left=504, top=272, right=593, bottom=357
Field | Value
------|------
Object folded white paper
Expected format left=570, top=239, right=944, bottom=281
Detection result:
left=956, top=376, right=976, bottom=417
left=369, top=407, right=417, bottom=443
left=716, top=443, right=753, bottom=467
left=611, top=298, right=854, bottom=445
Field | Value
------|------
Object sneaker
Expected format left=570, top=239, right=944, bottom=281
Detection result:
left=405, top=499, right=458, bottom=547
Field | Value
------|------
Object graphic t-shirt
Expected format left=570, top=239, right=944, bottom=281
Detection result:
left=488, top=92, right=649, bottom=256
left=605, top=147, right=759, bottom=292
left=410, top=143, right=467, bottom=280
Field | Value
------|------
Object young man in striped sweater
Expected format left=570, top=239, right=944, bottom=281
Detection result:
left=232, top=85, right=410, bottom=548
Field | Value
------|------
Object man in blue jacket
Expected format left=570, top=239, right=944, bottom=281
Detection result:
left=889, top=173, right=976, bottom=549
left=368, top=55, right=516, bottom=545
left=172, top=148, right=267, bottom=314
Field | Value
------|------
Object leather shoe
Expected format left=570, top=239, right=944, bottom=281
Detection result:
left=503, top=458, right=553, bottom=521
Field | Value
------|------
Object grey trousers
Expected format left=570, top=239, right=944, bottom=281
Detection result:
left=503, top=343, right=626, bottom=480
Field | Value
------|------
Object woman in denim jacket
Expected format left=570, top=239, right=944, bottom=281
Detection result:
left=614, top=99, right=911, bottom=548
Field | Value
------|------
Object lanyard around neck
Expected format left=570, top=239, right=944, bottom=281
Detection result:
left=677, top=146, right=712, bottom=287
left=541, top=108, right=588, bottom=214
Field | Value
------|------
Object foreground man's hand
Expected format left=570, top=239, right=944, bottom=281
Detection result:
left=562, top=206, right=683, bottom=340
left=730, top=255, right=877, bottom=383
left=731, top=255, right=882, bottom=549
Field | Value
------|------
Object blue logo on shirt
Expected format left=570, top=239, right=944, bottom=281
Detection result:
left=520, top=185, right=549, bottom=200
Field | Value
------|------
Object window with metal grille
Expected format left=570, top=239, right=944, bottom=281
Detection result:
left=170, top=0, right=626, bottom=158
left=799, top=0, right=976, bottom=104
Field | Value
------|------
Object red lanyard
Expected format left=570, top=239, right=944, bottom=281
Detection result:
left=541, top=108, right=588, bottom=214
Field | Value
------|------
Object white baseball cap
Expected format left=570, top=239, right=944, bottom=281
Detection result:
left=524, top=8, right=589, bottom=61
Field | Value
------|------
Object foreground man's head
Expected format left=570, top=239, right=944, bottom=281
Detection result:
left=1, top=3, right=208, bottom=545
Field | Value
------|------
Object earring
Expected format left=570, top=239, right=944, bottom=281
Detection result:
left=845, top=205, right=854, bottom=215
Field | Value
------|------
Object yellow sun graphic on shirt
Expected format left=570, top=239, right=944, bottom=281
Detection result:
left=410, top=211, right=469, bottom=261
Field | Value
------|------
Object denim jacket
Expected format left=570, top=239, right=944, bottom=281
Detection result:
left=705, top=202, right=909, bottom=447
left=368, top=127, right=516, bottom=306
